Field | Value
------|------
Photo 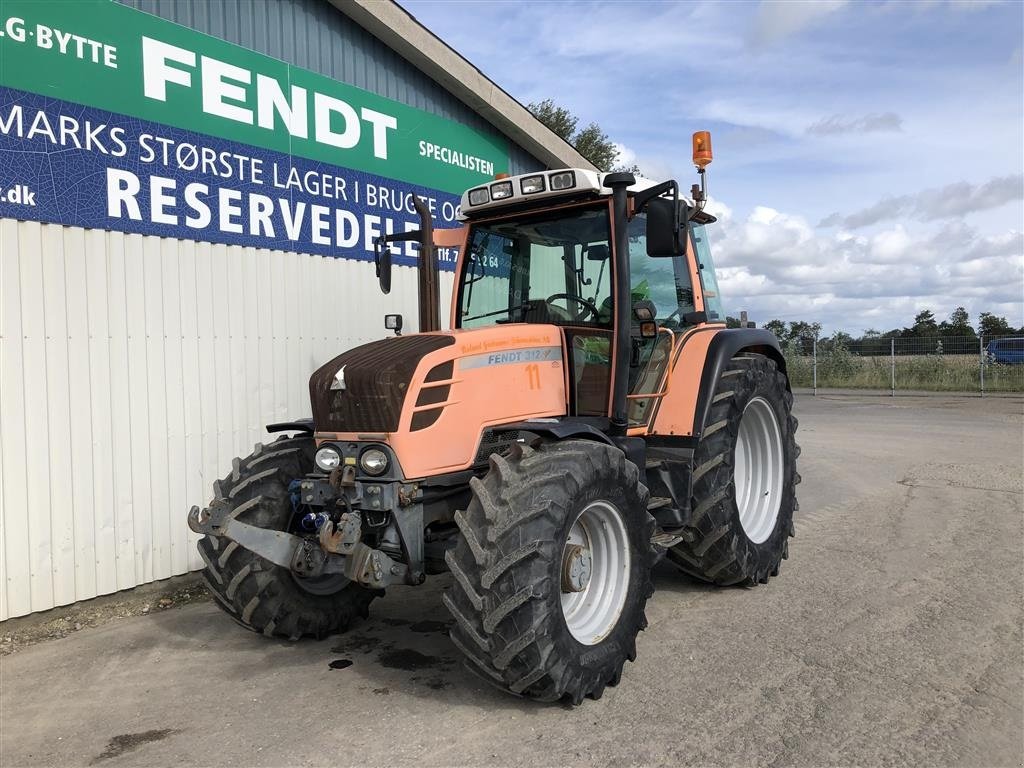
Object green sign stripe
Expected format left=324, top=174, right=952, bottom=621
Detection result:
left=0, top=0, right=508, bottom=193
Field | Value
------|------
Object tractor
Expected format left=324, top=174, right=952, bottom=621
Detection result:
left=188, top=132, right=799, bottom=704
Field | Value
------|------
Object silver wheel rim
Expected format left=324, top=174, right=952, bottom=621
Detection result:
left=560, top=500, right=631, bottom=645
left=734, top=396, right=784, bottom=544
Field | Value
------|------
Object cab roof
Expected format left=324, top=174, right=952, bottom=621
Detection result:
left=459, top=168, right=716, bottom=224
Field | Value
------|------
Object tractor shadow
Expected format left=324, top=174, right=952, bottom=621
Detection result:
left=649, top=558, right=720, bottom=595
left=318, top=575, right=554, bottom=710
left=149, top=563, right=716, bottom=708
left=318, top=563, right=719, bottom=708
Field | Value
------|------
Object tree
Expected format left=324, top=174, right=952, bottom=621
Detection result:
left=831, top=330, right=853, bottom=349
left=910, top=309, right=938, bottom=337
left=528, top=99, right=635, bottom=173
left=763, top=319, right=787, bottom=340
left=527, top=99, right=577, bottom=142
left=978, top=312, right=1013, bottom=338
left=948, top=306, right=971, bottom=330
left=788, top=320, right=822, bottom=343
left=941, top=306, right=976, bottom=339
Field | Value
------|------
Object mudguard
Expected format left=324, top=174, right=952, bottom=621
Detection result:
left=494, top=417, right=615, bottom=447
left=692, top=329, right=787, bottom=438
left=266, top=418, right=314, bottom=434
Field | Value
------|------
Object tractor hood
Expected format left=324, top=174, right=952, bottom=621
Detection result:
left=309, top=326, right=568, bottom=477
left=310, top=333, right=455, bottom=433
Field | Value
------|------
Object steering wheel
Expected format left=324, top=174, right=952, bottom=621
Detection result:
left=546, top=293, right=601, bottom=322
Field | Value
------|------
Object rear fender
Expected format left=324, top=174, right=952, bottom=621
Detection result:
left=692, top=329, right=787, bottom=438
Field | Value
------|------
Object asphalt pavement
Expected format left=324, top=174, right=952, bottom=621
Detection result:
left=2, top=393, right=1022, bottom=767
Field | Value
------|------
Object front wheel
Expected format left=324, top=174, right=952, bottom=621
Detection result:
left=443, top=440, right=657, bottom=704
left=196, top=435, right=379, bottom=640
left=669, top=353, right=799, bottom=585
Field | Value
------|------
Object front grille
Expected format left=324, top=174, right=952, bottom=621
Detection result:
left=473, top=429, right=521, bottom=465
left=309, top=335, right=454, bottom=433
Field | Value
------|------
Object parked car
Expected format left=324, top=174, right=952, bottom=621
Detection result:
left=985, top=337, right=1024, bottom=364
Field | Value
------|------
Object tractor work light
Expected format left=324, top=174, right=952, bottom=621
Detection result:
left=384, top=313, right=403, bottom=335
left=490, top=180, right=514, bottom=200
left=520, top=175, right=545, bottom=194
left=549, top=171, right=576, bottom=191
left=360, top=448, right=389, bottom=476
left=468, top=187, right=489, bottom=206
left=315, top=446, right=342, bottom=471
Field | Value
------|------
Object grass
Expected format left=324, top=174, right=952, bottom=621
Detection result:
left=783, top=349, right=1024, bottom=393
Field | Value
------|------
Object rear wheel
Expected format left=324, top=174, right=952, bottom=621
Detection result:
left=443, top=440, right=656, bottom=704
left=196, top=435, right=379, bottom=640
left=669, top=354, right=799, bottom=585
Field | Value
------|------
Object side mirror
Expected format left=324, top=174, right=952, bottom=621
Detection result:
left=645, top=197, right=686, bottom=257
left=374, top=237, right=393, bottom=294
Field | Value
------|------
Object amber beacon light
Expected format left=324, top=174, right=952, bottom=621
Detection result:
left=692, top=131, right=713, bottom=169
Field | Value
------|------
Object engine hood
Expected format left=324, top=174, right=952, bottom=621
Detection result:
left=309, top=325, right=569, bottom=476
left=310, top=334, right=455, bottom=433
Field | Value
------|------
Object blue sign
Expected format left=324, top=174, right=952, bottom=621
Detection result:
left=0, top=87, right=462, bottom=268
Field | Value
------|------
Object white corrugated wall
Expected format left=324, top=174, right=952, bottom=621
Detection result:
left=0, top=220, right=455, bottom=620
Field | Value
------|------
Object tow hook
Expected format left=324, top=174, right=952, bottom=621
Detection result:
left=318, top=512, right=361, bottom=555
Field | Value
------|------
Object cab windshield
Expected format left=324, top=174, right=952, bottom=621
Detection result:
left=458, top=206, right=613, bottom=329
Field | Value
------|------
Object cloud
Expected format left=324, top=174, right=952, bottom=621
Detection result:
left=947, top=0, right=1007, bottom=10
left=819, top=174, right=1024, bottom=228
left=611, top=142, right=676, bottom=181
left=708, top=202, right=1023, bottom=333
left=806, top=112, right=904, bottom=135
left=749, top=0, right=848, bottom=46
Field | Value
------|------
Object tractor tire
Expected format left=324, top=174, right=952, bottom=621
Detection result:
left=196, top=435, right=379, bottom=640
left=443, top=440, right=657, bottom=704
left=669, top=353, right=799, bottom=585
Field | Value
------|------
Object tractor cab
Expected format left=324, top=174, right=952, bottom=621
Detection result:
left=453, top=171, right=724, bottom=426
left=372, top=131, right=725, bottom=440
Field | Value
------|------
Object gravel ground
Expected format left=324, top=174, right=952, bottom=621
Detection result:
left=1, top=393, right=1022, bottom=767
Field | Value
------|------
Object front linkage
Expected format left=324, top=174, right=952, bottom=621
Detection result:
left=188, top=473, right=426, bottom=590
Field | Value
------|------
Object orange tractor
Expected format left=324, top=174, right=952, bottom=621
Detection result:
left=189, top=133, right=799, bottom=704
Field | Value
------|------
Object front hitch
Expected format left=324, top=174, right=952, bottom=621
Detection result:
left=188, top=503, right=407, bottom=589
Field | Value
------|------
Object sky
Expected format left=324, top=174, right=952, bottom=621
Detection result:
left=401, top=0, right=1024, bottom=335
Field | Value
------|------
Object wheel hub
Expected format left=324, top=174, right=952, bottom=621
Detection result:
left=734, top=396, right=785, bottom=544
left=561, top=544, right=593, bottom=593
left=560, top=500, right=631, bottom=645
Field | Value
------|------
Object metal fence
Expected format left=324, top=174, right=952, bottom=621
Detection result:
left=782, top=334, right=1024, bottom=395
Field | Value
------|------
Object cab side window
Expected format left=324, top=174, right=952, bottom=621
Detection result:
left=626, top=213, right=696, bottom=327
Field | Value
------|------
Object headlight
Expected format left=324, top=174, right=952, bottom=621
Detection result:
left=520, top=175, right=545, bottom=194
left=549, top=171, right=576, bottom=191
left=468, top=187, right=489, bottom=206
left=490, top=180, right=513, bottom=200
left=360, top=448, right=389, bottom=476
left=315, top=446, right=341, bottom=471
